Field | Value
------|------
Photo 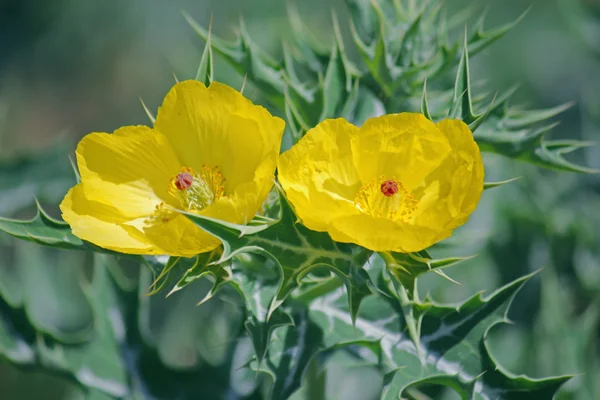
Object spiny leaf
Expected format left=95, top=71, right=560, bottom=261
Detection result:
left=0, top=255, right=129, bottom=397
left=451, top=33, right=478, bottom=124
left=185, top=12, right=286, bottom=109
left=194, top=16, right=214, bottom=85
left=349, top=5, right=395, bottom=96
left=395, top=10, right=424, bottom=67
left=227, top=256, right=293, bottom=366
left=182, top=188, right=374, bottom=324
left=420, top=79, right=432, bottom=120
left=381, top=250, right=473, bottom=298
left=307, top=268, right=573, bottom=400
left=0, top=201, right=87, bottom=251
left=244, top=308, right=294, bottom=368
left=166, top=248, right=231, bottom=305
left=501, top=102, right=575, bottom=130
left=475, top=124, right=599, bottom=173
left=0, top=140, right=74, bottom=215
left=468, top=8, right=530, bottom=57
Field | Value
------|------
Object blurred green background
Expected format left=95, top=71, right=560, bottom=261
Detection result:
left=1, top=0, right=599, bottom=399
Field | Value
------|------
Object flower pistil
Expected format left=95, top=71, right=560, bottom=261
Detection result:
left=354, top=176, right=418, bottom=221
left=169, top=166, right=226, bottom=211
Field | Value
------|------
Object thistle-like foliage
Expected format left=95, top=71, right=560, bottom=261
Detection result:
left=0, top=1, right=594, bottom=399
left=187, top=0, right=592, bottom=172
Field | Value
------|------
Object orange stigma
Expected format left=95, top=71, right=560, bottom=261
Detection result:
left=174, top=172, right=194, bottom=190
left=380, top=180, right=399, bottom=197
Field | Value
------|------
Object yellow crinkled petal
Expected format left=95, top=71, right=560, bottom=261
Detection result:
left=154, top=80, right=285, bottom=203
left=128, top=213, right=220, bottom=257
left=66, top=124, right=221, bottom=256
left=328, top=214, right=439, bottom=253
left=410, top=119, right=484, bottom=243
left=279, top=112, right=484, bottom=253
left=278, top=119, right=362, bottom=231
left=351, top=113, right=452, bottom=189
left=60, top=185, right=158, bottom=254
left=76, top=125, right=181, bottom=218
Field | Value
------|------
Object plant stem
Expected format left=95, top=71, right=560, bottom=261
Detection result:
left=305, top=357, right=326, bottom=400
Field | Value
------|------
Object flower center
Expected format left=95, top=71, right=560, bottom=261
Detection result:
left=168, top=166, right=225, bottom=211
left=354, top=176, right=418, bottom=221
left=380, top=180, right=399, bottom=197
left=174, top=172, right=194, bottom=190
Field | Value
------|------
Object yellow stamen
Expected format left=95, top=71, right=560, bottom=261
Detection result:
left=354, top=176, right=418, bottom=221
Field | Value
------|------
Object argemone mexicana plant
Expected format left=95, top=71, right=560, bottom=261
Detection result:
left=278, top=113, right=484, bottom=252
left=60, top=80, right=284, bottom=256
left=0, top=1, right=592, bottom=399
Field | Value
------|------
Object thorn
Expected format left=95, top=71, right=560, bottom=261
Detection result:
left=139, top=97, right=156, bottom=124
left=240, top=73, right=248, bottom=94
left=434, top=269, right=462, bottom=286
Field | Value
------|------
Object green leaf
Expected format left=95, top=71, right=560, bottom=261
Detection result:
left=194, top=17, right=214, bottom=85
left=183, top=188, right=374, bottom=324
left=185, top=12, right=286, bottom=109
left=344, top=0, right=379, bottom=41
left=381, top=251, right=472, bottom=298
left=307, top=270, right=572, bottom=399
left=17, top=242, right=94, bottom=343
left=0, top=141, right=74, bottom=215
left=248, top=311, right=323, bottom=400
left=0, top=298, right=36, bottom=365
left=0, top=201, right=87, bottom=251
left=468, top=9, right=529, bottom=57
left=420, top=79, right=432, bottom=120
left=349, top=10, right=396, bottom=97
left=37, top=256, right=129, bottom=397
left=475, top=124, right=599, bottom=173
left=450, top=33, right=477, bottom=124
left=0, top=254, right=129, bottom=397
left=166, top=249, right=231, bottom=305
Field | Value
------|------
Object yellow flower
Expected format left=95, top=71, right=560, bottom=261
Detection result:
left=60, top=81, right=285, bottom=257
left=278, top=113, right=484, bottom=253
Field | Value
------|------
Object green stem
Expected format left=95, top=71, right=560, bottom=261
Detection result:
left=397, top=282, right=424, bottom=364
left=305, top=357, right=327, bottom=400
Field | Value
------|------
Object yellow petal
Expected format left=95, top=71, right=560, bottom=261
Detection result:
left=352, top=113, right=452, bottom=189
left=278, top=119, right=362, bottom=231
left=411, top=119, right=484, bottom=237
left=278, top=113, right=484, bottom=253
left=60, top=185, right=158, bottom=254
left=76, top=125, right=181, bottom=218
left=128, top=212, right=220, bottom=257
left=328, top=214, right=439, bottom=253
left=154, top=80, right=285, bottom=194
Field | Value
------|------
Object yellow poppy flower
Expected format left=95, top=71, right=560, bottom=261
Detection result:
left=278, top=113, right=484, bottom=253
left=60, top=80, right=285, bottom=257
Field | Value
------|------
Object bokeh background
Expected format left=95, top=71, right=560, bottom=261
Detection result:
left=1, top=0, right=599, bottom=398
